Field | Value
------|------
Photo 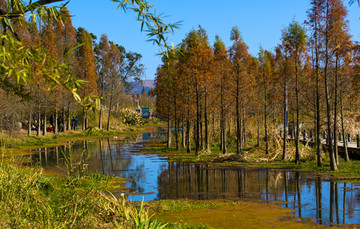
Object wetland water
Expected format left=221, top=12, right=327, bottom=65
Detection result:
left=22, top=132, right=360, bottom=227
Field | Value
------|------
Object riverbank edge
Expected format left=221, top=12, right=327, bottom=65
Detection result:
left=1, top=122, right=163, bottom=153
left=140, top=140, right=360, bottom=181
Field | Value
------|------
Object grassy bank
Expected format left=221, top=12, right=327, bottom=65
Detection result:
left=0, top=120, right=163, bottom=151
left=142, top=139, right=360, bottom=179
left=0, top=155, right=169, bottom=228
left=0, top=121, right=171, bottom=228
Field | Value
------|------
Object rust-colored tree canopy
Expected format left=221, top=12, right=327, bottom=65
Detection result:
left=155, top=0, right=360, bottom=171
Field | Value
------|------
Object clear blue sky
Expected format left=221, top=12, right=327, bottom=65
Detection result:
left=66, top=0, right=360, bottom=80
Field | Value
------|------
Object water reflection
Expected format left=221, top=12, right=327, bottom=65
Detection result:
left=158, top=163, right=360, bottom=226
left=21, top=133, right=360, bottom=227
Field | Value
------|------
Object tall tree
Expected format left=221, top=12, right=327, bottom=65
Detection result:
left=258, top=48, right=274, bottom=155
left=96, top=34, right=112, bottom=130
left=57, top=7, right=78, bottom=132
left=213, top=35, right=231, bottom=154
left=307, top=0, right=324, bottom=167
left=328, top=0, right=352, bottom=166
left=180, top=27, right=213, bottom=154
left=77, top=27, right=98, bottom=129
left=41, top=18, right=59, bottom=136
left=281, top=20, right=307, bottom=165
left=230, top=26, right=253, bottom=155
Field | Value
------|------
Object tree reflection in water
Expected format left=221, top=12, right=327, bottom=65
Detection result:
left=158, top=163, right=360, bottom=226
left=22, top=132, right=360, bottom=227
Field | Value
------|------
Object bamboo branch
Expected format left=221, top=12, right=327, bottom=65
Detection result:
left=0, top=0, right=64, bottom=18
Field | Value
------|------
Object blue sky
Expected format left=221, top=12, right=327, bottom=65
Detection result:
left=65, top=0, right=360, bottom=80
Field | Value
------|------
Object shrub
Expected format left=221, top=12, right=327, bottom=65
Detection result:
left=122, top=109, right=144, bottom=126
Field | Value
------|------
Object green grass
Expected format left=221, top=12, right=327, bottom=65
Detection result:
left=151, top=200, right=220, bottom=229
left=162, top=223, right=213, bottom=229
left=0, top=156, right=167, bottom=228
left=0, top=122, right=165, bottom=150
left=151, top=200, right=224, bottom=213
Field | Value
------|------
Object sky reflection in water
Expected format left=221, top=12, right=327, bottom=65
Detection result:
left=23, top=133, right=360, bottom=227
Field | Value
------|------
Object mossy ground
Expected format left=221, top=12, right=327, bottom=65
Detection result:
left=152, top=200, right=331, bottom=229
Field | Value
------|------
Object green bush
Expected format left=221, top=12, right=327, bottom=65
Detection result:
left=122, top=109, right=144, bottom=126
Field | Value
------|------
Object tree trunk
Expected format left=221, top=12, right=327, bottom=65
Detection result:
left=85, top=113, right=88, bottom=129
left=333, top=57, right=339, bottom=166
left=99, top=101, right=103, bottom=129
left=37, top=101, right=41, bottom=137
left=315, top=28, right=322, bottom=167
left=28, top=107, right=32, bottom=136
left=340, top=89, right=349, bottom=162
left=236, top=76, right=242, bottom=155
left=295, top=56, right=300, bottom=165
left=204, top=87, right=209, bottom=152
left=55, top=109, right=58, bottom=134
left=220, top=114, right=223, bottom=152
left=107, top=97, right=113, bottom=131
left=220, top=74, right=224, bottom=152
left=200, top=107, right=203, bottom=151
left=67, top=102, right=71, bottom=131
left=43, top=105, right=47, bottom=136
left=243, top=109, right=246, bottom=145
left=195, top=85, right=200, bottom=155
left=222, top=116, right=227, bottom=154
left=174, top=96, right=179, bottom=150
left=282, top=85, right=288, bottom=161
left=257, top=108, right=260, bottom=147
left=182, top=116, right=186, bottom=148
left=63, top=106, right=66, bottom=132
left=167, top=96, right=171, bottom=148
left=325, top=0, right=337, bottom=171
left=82, top=107, right=86, bottom=131
left=37, top=84, right=41, bottom=136
left=264, top=84, right=269, bottom=155
left=186, top=118, right=191, bottom=153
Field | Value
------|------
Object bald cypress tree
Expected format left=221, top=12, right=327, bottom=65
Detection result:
left=62, top=7, right=78, bottom=131
left=213, top=35, right=231, bottom=154
left=230, top=26, right=253, bottom=155
left=77, top=27, right=98, bottom=130
left=96, top=34, right=111, bottom=130
left=281, top=21, right=307, bottom=165
left=41, top=19, right=59, bottom=136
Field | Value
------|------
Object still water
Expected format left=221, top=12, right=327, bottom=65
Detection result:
left=22, top=132, right=360, bottom=227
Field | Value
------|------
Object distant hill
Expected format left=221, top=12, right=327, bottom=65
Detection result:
left=131, top=80, right=155, bottom=94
